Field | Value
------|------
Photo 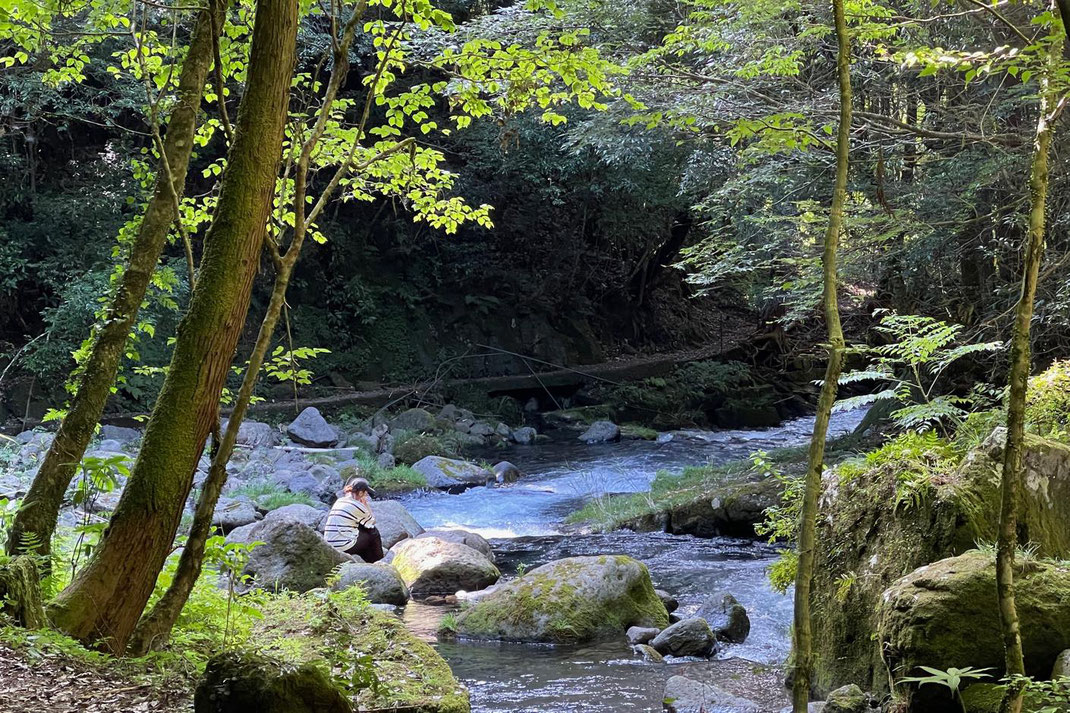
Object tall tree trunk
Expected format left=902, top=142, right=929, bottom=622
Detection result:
left=997, top=8, right=1063, bottom=713
left=791, top=1, right=850, bottom=710
left=47, top=0, right=299, bottom=654
left=125, top=4, right=409, bottom=653
left=6, top=0, right=228, bottom=559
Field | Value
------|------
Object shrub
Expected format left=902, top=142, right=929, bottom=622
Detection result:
left=1026, top=360, right=1070, bottom=441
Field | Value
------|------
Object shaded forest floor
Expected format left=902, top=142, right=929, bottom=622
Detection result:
left=0, top=641, right=190, bottom=712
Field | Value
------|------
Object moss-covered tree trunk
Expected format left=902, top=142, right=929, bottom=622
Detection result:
left=126, top=7, right=384, bottom=654
left=792, top=1, right=850, bottom=710
left=47, top=0, right=299, bottom=654
left=997, top=9, right=1063, bottom=713
left=5, top=0, right=228, bottom=560
left=0, top=556, right=46, bottom=628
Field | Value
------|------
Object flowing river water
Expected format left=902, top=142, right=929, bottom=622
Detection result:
left=397, top=409, right=868, bottom=713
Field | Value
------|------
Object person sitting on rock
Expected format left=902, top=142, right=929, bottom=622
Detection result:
left=324, top=475, right=384, bottom=563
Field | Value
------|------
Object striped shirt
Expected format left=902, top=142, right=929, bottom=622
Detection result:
left=323, top=496, right=376, bottom=551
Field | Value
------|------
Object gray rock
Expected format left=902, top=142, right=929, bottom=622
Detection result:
left=239, top=519, right=351, bottom=593
left=698, top=593, right=750, bottom=644
left=523, top=397, right=539, bottom=412
left=284, top=472, right=322, bottom=499
left=438, top=404, right=474, bottom=422
left=626, top=626, right=660, bottom=645
left=779, top=705, right=826, bottom=713
left=656, top=432, right=675, bottom=444
left=226, top=419, right=277, bottom=448
left=417, top=528, right=495, bottom=562
left=511, top=426, right=537, bottom=445
left=663, top=675, right=759, bottom=713
left=376, top=452, right=396, bottom=470
left=495, top=422, right=512, bottom=439
left=100, top=425, right=141, bottom=444
left=309, top=464, right=342, bottom=502
left=388, top=407, right=436, bottom=433
left=347, top=431, right=379, bottom=453
left=469, top=421, right=495, bottom=437
left=371, top=500, right=424, bottom=549
left=285, top=407, right=338, bottom=448
left=411, top=456, right=494, bottom=492
left=391, top=536, right=500, bottom=597
left=96, top=439, right=125, bottom=452
left=824, top=685, right=869, bottom=713
left=633, top=643, right=664, bottom=663
left=329, top=562, right=409, bottom=605
left=454, top=419, right=473, bottom=434
left=264, top=503, right=325, bottom=530
left=578, top=420, right=621, bottom=444
left=225, top=521, right=261, bottom=546
left=650, top=618, right=716, bottom=658
left=212, top=498, right=261, bottom=532
left=655, top=589, right=679, bottom=614
left=1053, top=649, right=1070, bottom=679
left=493, top=461, right=522, bottom=484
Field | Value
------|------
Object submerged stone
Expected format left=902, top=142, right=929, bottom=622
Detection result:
left=662, top=675, right=759, bottom=713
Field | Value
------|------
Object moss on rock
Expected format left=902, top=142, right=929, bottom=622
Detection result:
left=454, top=555, right=668, bottom=645
left=255, top=589, right=469, bottom=713
left=810, top=431, right=1070, bottom=696
left=878, top=552, right=1070, bottom=712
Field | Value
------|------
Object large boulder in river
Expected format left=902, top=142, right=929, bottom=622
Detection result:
left=662, top=675, right=759, bottom=713
left=578, top=420, right=621, bottom=444
left=650, top=617, right=716, bottom=658
left=238, top=519, right=350, bottom=593
left=411, top=456, right=493, bottom=492
left=329, top=562, right=409, bottom=605
left=194, top=651, right=349, bottom=713
left=285, top=407, right=338, bottom=447
left=811, top=431, right=1070, bottom=696
left=371, top=500, right=424, bottom=549
left=878, top=551, right=1070, bottom=712
left=391, top=536, right=500, bottom=597
left=417, top=528, right=495, bottom=562
left=454, top=555, right=668, bottom=644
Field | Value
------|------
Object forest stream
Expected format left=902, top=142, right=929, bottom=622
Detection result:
left=397, top=408, right=869, bottom=713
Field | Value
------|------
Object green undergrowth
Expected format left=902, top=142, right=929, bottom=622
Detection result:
left=341, top=452, right=428, bottom=494
left=230, top=481, right=318, bottom=510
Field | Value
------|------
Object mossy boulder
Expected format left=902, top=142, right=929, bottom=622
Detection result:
left=410, top=456, right=493, bottom=492
left=392, top=536, right=500, bottom=596
left=238, top=518, right=350, bottom=593
left=194, top=651, right=350, bottom=713
left=454, top=555, right=668, bottom=645
left=256, top=589, right=470, bottom=713
left=878, top=552, right=1070, bottom=712
left=618, top=476, right=780, bottom=538
left=810, top=431, right=1070, bottom=695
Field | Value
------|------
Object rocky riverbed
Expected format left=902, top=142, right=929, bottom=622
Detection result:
left=1, top=404, right=868, bottom=712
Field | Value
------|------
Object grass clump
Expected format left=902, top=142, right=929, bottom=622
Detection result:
left=230, top=480, right=317, bottom=510
left=340, top=452, right=427, bottom=495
